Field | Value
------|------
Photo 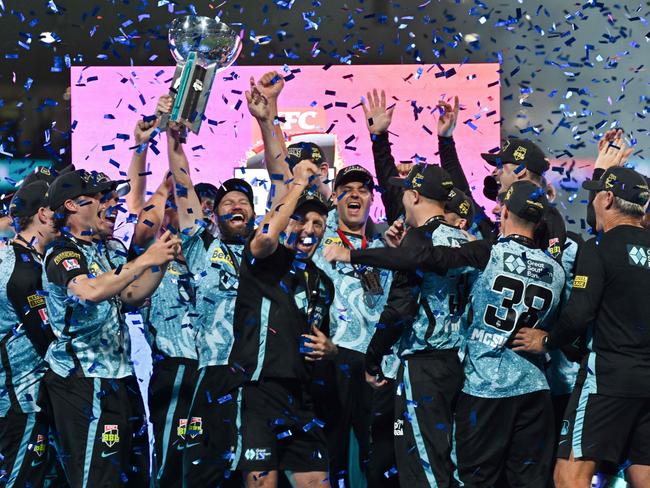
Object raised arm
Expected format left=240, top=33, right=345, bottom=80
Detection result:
left=250, top=160, right=318, bottom=259
left=362, top=89, right=403, bottom=225
left=126, top=115, right=159, bottom=216
left=132, top=177, right=171, bottom=248
left=246, top=72, right=291, bottom=207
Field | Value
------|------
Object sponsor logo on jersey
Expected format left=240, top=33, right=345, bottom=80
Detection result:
left=27, top=294, right=46, bottom=308
left=62, top=258, right=80, bottom=271
left=177, top=418, right=188, bottom=439
left=322, top=236, right=342, bottom=247
left=573, top=275, right=588, bottom=289
left=187, top=417, right=203, bottom=438
left=244, top=448, right=271, bottom=461
left=34, top=434, right=46, bottom=457
left=210, top=248, right=234, bottom=267
left=627, top=245, right=650, bottom=269
left=560, top=420, right=570, bottom=436
left=53, top=250, right=82, bottom=265
left=88, top=262, right=103, bottom=276
left=393, top=419, right=404, bottom=436
left=503, top=252, right=553, bottom=283
left=102, top=425, right=120, bottom=447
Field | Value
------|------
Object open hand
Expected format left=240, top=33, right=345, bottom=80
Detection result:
left=322, top=244, right=351, bottom=264
left=511, top=327, right=548, bottom=354
left=362, top=89, right=394, bottom=135
left=144, top=230, right=181, bottom=267
left=595, top=129, right=633, bottom=170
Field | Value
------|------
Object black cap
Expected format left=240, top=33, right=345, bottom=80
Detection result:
left=295, top=190, right=330, bottom=216
left=499, top=180, right=548, bottom=223
left=95, top=172, right=131, bottom=198
left=22, top=164, right=74, bottom=186
left=195, top=182, right=219, bottom=200
left=334, top=164, right=375, bottom=191
left=481, top=139, right=549, bottom=176
left=286, top=142, right=325, bottom=171
left=46, top=170, right=115, bottom=210
left=10, top=181, right=49, bottom=218
left=389, top=163, right=453, bottom=201
left=445, top=188, right=475, bottom=223
left=214, top=178, right=255, bottom=209
left=582, top=167, right=649, bottom=206
left=483, top=175, right=499, bottom=201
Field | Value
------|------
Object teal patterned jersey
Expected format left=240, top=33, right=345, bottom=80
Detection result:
left=182, top=228, right=242, bottom=369
left=0, top=243, right=52, bottom=415
left=142, top=250, right=198, bottom=360
left=311, top=211, right=393, bottom=354
left=43, top=237, right=132, bottom=379
left=463, top=238, right=565, bottom=398
left=400, top=222, right=475, bottom=356
left=546, top=234, right=581, bottom=395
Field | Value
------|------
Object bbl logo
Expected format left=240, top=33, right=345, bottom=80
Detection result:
left=102, top=425, right=120, bottom=447
left=177, top=418, right=188, bottom=439
left=187, top=417, right=203, bottom=438
left=34, top=434, right=46, bottom=457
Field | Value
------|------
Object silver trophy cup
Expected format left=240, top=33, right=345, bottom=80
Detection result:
left=160, top=16, right=242, bottom=137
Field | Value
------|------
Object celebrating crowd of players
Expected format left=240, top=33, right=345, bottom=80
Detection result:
left=1, top=70, right=649, bottom=488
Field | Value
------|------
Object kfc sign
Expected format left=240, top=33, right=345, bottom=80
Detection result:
left=251, top=107, right=327, bottom=141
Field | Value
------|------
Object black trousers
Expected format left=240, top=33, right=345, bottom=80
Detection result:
left=367, top=378, right=400, bottom=487
left=43, top=371, right=150, bottom=488
left=148, top=357, right=199, bottom=488
left=455, top=390, right=555, bottom=488
left=312, top=347, right=373, bottom=487
left=394, top=351, right=463, bottom=488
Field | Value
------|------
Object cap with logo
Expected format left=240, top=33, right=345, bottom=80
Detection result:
left=214, top=179, right=255, bottom=209
left=95, top=172, right=131, bottom=198
left=10, top=181, right=50, bottom=218
left=389, top=163, right=454, bottom=201
left=195, top=182, right=219, bottom=200
left=445, top=188, right=475, bottom=223
left=295, top=190, right=330, bottom=216
left=334, top=164, right=375, bottom=191
left=499, top=180, right=548, bottom=223
left=582, top=167, right=649, bottom=206
left=22, top=164, right=74, bottom=186
left=481, top=139, right=549, bottom=176
left=46, top=170, right=116, bottom=210
left=286, top=142, right=326, bottom=171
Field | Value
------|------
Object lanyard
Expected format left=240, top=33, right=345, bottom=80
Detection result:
left=336, top=229, right=367, bottom=250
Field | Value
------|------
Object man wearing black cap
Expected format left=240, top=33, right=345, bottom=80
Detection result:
left=323, top=163, right=476, bottom=487
left=326, top=180, right=566, bottom=487
left=513, top=167, right=650, bottom=488
left=0, top=182, right=59, bottom=488
left=40, top=169, right=180, bottom=487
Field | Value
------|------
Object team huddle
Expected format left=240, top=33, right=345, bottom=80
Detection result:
left=1, top=71, right=649, bottom=488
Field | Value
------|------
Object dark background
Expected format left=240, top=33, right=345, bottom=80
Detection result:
left=1, top=0, right=648, bottom=229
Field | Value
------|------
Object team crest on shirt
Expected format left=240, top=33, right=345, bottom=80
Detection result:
left=187, top=417, right=203, bottom=438
left=62, top=258, right=80, bottom=271
left=88, top=262, right=103, bottom=276
left=627, top=245, right=650, bottom=269
left=177, top=418, right=188, bottom=439
left=34, top=434, right=46, bottom=457
left=548, top=238, right=561, bottom=259
left=102, top=425, right=120, bottom=447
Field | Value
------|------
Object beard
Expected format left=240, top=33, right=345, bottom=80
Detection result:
left=218, top=218, right=254, bottom=243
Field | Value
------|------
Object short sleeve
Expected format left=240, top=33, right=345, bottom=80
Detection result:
left=46, top=246, right=90, bottom=286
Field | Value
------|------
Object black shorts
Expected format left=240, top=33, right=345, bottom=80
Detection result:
left=557, top=377, right=650, bottom=465
left=235, top=377, right=329, bottom=474
left=43, top=370, right=150, bottom=487
left=0, top=410, right=53, bottom=488
left=148, top=356, right=199, bottom=487
left=182, top=365, right=240, bottom=487
left=455, top=390, right=555, bottom=488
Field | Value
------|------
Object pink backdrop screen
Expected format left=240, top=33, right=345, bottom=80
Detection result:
left=71, top=64, right=500, bottom=220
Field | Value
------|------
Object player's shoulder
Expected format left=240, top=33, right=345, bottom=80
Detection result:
left=45, top=237, right=84, bottom=267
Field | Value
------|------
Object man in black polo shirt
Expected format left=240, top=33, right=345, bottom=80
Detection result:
left=513, top=167, right=650, bottom=488
left=229, top=160, right=337, bottom=488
